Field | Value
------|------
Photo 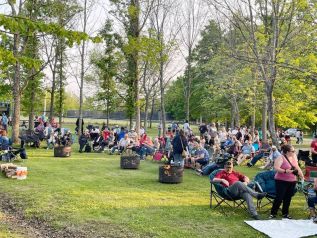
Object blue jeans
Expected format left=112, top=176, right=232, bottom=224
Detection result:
left=139, top=145, right=155, bottom=158
left=250, top=152, right=265, bottom=165
left=308, top=195, right=317, bottom=208
left=201, top=163, right=219, bottom=175
left=173, top=153, right=184, bottom=167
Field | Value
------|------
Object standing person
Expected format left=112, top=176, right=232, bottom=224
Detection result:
left=311, top=135, right=317, bottom=163
left=172, top=129, right=188, bottom=167
left=75, top=118, right=84, bottom=135
left=295, top=130, right=301, bottom=144
left=183, top=120, right=190, bottom=136
left=1, top=113, right=8, bottom=132
left=269, top=144, right=304, bottom=219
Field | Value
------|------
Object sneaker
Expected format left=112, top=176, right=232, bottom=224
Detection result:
left=195, top=169, right=203, bottom=176
left=282, top=214, right=292, bottom=219
left=268, top=214, right=276, bottom=219
left=257, top=192, right=267, bottom=199
left=252, top=215, right=261, bottom=220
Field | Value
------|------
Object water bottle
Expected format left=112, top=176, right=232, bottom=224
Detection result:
left=170, top=160, right=174, bottom=166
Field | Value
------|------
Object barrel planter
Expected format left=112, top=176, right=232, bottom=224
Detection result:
left=54, top=146, right=72, bottom=157
left=120, top=154, right=140, bottom=169
left=159, top=165, right=183, bottom=184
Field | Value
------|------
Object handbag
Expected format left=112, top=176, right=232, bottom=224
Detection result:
left=180, top=137, right=187, bottom=158
left=283, top=155, right=299, bottom=176
left=153, top=151, right=163, bottom=161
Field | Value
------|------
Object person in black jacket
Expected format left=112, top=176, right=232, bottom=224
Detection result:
left=75, top=118, right=84, bottom=135
left=172, top=129, right=188, bottom=167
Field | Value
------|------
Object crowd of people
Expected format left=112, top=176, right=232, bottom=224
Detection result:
left=2, top=115, right=317, bottom=222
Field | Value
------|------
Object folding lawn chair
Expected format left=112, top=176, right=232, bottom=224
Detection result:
left=209, top=169, right=248, bottom=214
left=302, top=171, right=317, bottom=205
left=252, top=170, right=276, bottom=210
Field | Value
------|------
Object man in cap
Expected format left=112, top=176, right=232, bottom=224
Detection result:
left=213, top=160, right=266, bottom=220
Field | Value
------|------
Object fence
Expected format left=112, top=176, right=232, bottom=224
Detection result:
left=66, top=110, right=174, bottom=121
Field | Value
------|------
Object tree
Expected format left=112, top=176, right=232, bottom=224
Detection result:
left=1, top=0, right=98, bottom=142
left=109, top=0, right=155, bottom=133
left=208, top=0, right=317, bottom=143
left=178, top=0, right=209, bottom=121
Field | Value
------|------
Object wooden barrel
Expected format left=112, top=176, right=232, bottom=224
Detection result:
left=159, top=165, right=183, bottom=184
left=54, top=146, right=72, bottom=157
left=120, top=155, right=140, bottom=169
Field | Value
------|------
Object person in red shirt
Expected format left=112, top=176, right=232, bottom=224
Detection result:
left=213, top=161, right=267, bottom=220
left=311, top=135, right=317, bottom=163
left=102, top=127, right=111, bottom=141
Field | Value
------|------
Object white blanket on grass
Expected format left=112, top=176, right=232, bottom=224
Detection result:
left=245, top=219, right=317, bottom=238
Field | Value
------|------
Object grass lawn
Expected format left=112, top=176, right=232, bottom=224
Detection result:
left=0, top=139, right=311, bottom=238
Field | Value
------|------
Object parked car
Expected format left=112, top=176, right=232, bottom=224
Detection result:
left=286, top=128, right=298, bottom=137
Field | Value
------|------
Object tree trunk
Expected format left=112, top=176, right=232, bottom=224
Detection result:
left=266, top=81, right=277, bottom=144
left=185, top=47, right=192, bottom=121
left=230, top=103, right=235, bottom=129
left=106, top=100, right=109, bottom=127
left=12, top=32, right=21, bottom=143
left=144, top=94, right=149, bottom=130
left=78, top=0, right=87, bottom=137
left=160, top=60, right=166, bottom=135
left=150, top=95, right=155, bottom=129
left=262, top=93, right=268, bottom=141
left=49, top=47, right=58, bottom=121
left=28, top=81, right=35, bottom=130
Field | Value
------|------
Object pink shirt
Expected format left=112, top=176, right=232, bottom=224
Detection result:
left=275, top=156, right=297, bottom=182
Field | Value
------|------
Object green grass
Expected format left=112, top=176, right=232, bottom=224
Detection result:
left=0, top=142, right=310, bottom=238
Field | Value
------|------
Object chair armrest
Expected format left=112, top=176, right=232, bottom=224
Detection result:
left=254, top=181, right=264, bottom=193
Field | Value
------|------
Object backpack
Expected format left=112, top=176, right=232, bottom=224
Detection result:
left=85, top=144, right=91, bottom=153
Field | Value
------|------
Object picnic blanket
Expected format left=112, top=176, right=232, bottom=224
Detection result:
left=245, top=219, right=317, bottom=238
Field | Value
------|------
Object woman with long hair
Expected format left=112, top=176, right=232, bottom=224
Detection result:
left=172, top=129, right=188, bottom=167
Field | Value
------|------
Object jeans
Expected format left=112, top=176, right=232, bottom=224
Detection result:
left=271, top=180, right=296, bottom=216
left=227, top=181, right=258, bottom=216
left=202, top=163, right=219, bottom=175
left=139, top=145, right=155, bottom=158
left=250, top=152, right=265, bottom=165
left=308, top=195, right=317, bottom=208
left=173, top=153, right=184, bottom=167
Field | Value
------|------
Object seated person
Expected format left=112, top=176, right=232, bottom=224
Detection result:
left=78, top=130, right=90, bottom=152
left=308, top=178, right=317, bottom=223
left=93, top=132, right=107, bottom=151
left=0, top=130, right=10, bottom=150
left=190, top=140, right=210, bottom=169
left=90, top=127, right=100, bottom=141
left=138, top=133, right=155, bottom=159
left=236, top=140, right=255, bottom=165
left=196, top=154, right=232, bottom=176
left=212, top=160, right=267, bottom=220
left=259, top=145, right=281, bottom=170
left=102, top=127, right=111, bottom=141
left=110, top=133, right=131, bottom=154
left=247, top=139, right=271, bottom=167
left=221, top=135, right=233, bottom=150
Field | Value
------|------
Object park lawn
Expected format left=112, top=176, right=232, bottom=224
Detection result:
left=0, top=144, right=310, bottom=238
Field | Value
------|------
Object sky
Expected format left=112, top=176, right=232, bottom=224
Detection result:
left=1, top=0, right=211, bottom=98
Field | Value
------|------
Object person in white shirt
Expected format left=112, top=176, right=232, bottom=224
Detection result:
left=183, top=120, right=190, bottom=135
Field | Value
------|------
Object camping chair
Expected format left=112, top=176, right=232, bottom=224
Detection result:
left=302, top=171, right=317, bottom=204
left=209, top=169, right=248, bottom=214
left=252, top=170, right=276, bottom=210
